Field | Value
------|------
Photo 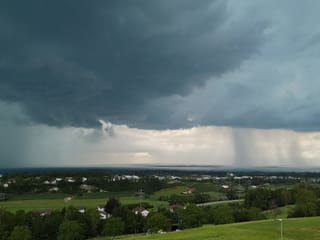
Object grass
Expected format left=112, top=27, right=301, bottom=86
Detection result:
left=186, top=182, right=219, bottom=192
left=0, top=196, right=167, bottom=212
left=98, top=217, right=320, bottom=240
left=7, top=191, right=135, bottom=201
left=264, top=205, right=295, bottom=219
left=205, top=191, right=228, bottom=201
left=0, top=198, right=106, bottom=212
left=151, top=186, right=189, bottom=200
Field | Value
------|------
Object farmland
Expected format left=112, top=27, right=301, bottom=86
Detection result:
left=0, top=196, right=167, bottom=212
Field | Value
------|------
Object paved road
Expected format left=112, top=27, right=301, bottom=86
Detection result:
left=196, top=199, right=244, bottom=206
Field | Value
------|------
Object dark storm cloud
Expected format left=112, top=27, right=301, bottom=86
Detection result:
left=0, top=0, right=267, bottom=128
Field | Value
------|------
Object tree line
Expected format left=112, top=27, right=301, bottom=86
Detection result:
left=1, top=184, right=320, bottom=239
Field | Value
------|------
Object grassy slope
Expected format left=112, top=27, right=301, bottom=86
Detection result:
left=264, top=205, right=295, bottom=219
left=151, top=186, right=189, bottom=200
left=99, top=217, right=320, bottom=240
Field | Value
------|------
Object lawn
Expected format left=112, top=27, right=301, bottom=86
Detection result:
left=151, top=186, right=189, bottom=200
left=205, top=191, right=228, bottom=201
left=264, top=205, right=295, bottom=219
left=0, top=196, right=167, bottom=212
left=98, top=217, right=320, bottom=240
left=186, top=182, right=218, bottom=192
left=0, top=198, right=106, bottom=212
left=6, top=191, right=135, bottom=201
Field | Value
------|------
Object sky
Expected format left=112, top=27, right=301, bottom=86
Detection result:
left=1, top=0, right=320, bottom=168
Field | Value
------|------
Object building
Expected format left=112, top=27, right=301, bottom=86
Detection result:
left=133, top=207, right=150, bottom=217
left=182, top=188, right=196, bottom=195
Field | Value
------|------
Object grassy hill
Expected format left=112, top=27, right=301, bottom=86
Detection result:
left=98, top=217, right=320, bottom=240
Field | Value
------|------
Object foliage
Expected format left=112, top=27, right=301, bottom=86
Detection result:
left=57, top=220, right=85, bottom=240
left=145, top=213, right=169, bottom=233
left=244, top=188, right=273, bottom=210
left=178, top=204, right=204, bottom=229
left=102, top=217, right=125, bottom=237
left=209, top=204, right=234, bottom=225
left=8, top=226, right=32, bottom=240
left=288, top=187, right=319, bottom=218
left=104, top=198, right=121, bottom=215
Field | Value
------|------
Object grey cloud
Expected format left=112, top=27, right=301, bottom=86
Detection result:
left=142, top=0, right=320, bottom=131
left=0, top=0, right=267, bottom=128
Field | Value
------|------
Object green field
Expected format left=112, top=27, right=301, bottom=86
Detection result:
left=151, top=186, right=189, bottom=199
left=0, top=196, right=166, bottom=212
left=186, top=182, right=219, bottom=192
left=6, top=191, right=135, bottom=201
left=264, top=205, right=295, bottom=219
left=98, top=217, right=320, bottom=240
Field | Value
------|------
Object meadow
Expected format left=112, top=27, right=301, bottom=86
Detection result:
left=98, top=217, right=320, bottom=240
left=0, top=196, right=167, bottom=212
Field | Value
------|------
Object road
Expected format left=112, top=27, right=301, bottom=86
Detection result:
left=196, top=199, right=244, bottom=206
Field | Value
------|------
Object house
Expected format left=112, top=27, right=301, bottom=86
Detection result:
left=50, top=180, right=57, bottom=185
left=182, top=188, right=196, bottom=195
left=7, top=179, right=16, bottom=184
left=97, top=205, right=105, bottom=212
left=153, top=175, right=165, bottom=181
left=64, top=196, right=73, bottom=202
left=3, top=183, right=9, bottom=188
left=80, top=184, right=96, bottom=192
left=65, top=177, right=75, bottom=183
left=82, top=177, right=87, bottom=182
left=170, top=176, right=181, bottom=180
left=133, top=207, right=150, bottom=217
left=221, top=185, right=230, bottom=189
left=169, top=204, right=183, bottom=213
left=32, top=209, right=53, bottom=217
left=97, top=205, right=110, bottom=220
left=75, top=207, right=86, bottom=214
left=49, top=187, right=59, bottom=192
left=99, top=212, right=108, bottom=220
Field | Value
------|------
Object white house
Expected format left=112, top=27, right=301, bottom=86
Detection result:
left=133, top=207, right=150, bottom=217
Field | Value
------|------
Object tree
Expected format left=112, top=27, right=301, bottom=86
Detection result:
left=57, top=220, right=85, bottom=240
left=210, top=205, right=234, bottom=225
left=289, top=187, right=319, bottom=218
left=102, top=217, right=125, bottom=237
left=84, top=208, right=100, bottom=237
left=178, top=204, right=204, bottom=229
left=104, top=198, right=121, bottom=215
left=0, top=209, right=15, bottom=240
left=233, top=207, right=265, bottom=222
left=244, top=188, right=272, bottom=210
left=113, top=206, right=144, bottom=233
left=194, top=193, right=211, bottom=204
left=145, top=213, right=169, bottom=233
left=8, top=226, right=32, bottom=240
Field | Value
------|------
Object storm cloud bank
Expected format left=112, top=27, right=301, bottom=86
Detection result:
left=0, top=0, right=267, bottom=128
left=1, top=1, right=320, bottom=167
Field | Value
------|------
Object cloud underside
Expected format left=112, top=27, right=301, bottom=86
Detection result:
left=0, top=0, right=269, bottom=129
left=1, top=1, right=320, bottom=167
left=1, top=1, right=320, bottom=131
